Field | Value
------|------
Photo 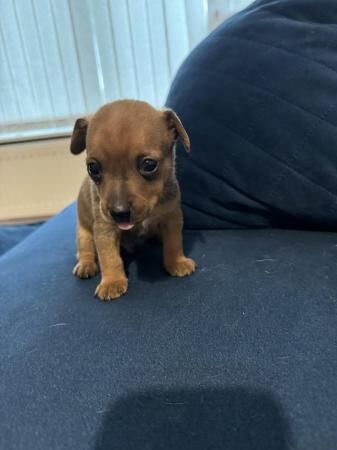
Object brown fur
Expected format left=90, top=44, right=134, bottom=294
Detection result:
left=71, top=100, right=195, bottom=301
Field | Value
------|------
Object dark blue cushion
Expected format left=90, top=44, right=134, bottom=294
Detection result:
left=167, top=0, right=337, bottom=230
left=0, top=204, right=336, bottom=449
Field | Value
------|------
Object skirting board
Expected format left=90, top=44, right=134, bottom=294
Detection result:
left=0, top=138, right=86, bottom=224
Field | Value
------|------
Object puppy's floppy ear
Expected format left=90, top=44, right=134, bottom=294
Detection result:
left=162, top=108, right=190, bottom=152
left=70, top=117, right=89, bottom=155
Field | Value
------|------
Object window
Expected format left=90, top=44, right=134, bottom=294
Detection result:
left=0, top=0, right=208, bottom=142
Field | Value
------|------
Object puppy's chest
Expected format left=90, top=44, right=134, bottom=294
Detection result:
left=137, top=218, right=152, bottom=237
left=121, top=218, right=159, bottom=250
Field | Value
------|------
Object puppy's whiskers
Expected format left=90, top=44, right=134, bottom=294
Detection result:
left=99, top=203, right=112, bottom=224
left=133, top=191, right=150, bottom=204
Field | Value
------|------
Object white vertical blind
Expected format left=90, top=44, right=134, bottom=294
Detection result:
left=208, top=0, right=252, bottom=30
left=0, top=0, right=252, bottom=142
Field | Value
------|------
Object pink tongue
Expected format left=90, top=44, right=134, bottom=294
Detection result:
left=117, top=223, right=135, bottom=231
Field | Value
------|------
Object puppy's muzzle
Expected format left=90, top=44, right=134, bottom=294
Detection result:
left=110, top=209, right=131, bottom=223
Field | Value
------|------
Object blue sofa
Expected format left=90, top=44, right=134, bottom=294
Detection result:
left=1, top=1, right=337, bottom=448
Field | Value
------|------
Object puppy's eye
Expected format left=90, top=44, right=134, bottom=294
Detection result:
left=139, top=158, right=158, bottom=176
left=87, top=161, right=102, bottom=183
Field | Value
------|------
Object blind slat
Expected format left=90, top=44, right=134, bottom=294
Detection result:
left=51, top=0, right=87, bottom=115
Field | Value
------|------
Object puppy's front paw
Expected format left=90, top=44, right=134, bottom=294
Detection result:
left=73, top=261, right=98, bottom=279
left=95, top=277, right=128, bottom=301
left=165, top=257, right=196, bottom=277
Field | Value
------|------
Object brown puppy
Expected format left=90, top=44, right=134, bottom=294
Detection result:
left=70, top=100, right=196, bottom=301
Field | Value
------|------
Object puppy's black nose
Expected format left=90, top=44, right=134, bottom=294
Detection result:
left=110, top=209, right=131, bottom=223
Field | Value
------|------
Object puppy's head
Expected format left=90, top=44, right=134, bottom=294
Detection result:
left=71, top=100, right=190, bottom=230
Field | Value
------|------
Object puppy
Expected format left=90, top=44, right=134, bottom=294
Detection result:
left=71, top=100, right=196, bottom=301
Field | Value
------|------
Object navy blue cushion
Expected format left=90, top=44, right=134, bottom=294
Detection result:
left=167, top=0, right=337, bottom=230
left=0, top=204, right=336, bottom=449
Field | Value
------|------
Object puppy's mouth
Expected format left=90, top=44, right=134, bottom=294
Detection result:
left=113, top=213, right=138, bottom=231
left=115, top=222, right=135, bottom=231
left=100, top=203, right=135, bottom=230
left=100, top=202, right=152, bottom=231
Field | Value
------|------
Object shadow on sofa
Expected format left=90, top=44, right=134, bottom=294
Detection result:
left=122, top=231, right=203, bottom=283
left=94, top=386, right=293, bottom=450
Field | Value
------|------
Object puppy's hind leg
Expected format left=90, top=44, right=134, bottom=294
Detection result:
left=73, top=223, right=98, bottom=279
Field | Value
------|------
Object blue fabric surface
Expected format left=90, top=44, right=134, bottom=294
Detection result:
left=0, top=223, right=41, bottom=257
left=0, top=204, right=336, bottom=449
left=167, top=0, right=337, bottom=229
